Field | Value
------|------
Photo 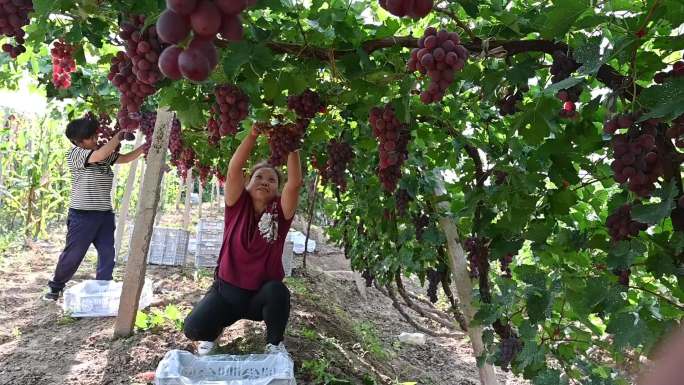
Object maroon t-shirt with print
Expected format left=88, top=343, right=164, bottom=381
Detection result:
left=217, top=189, right=293, bottom=290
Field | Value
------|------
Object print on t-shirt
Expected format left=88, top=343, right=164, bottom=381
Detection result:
left=257, top=201, right=279, bottom=243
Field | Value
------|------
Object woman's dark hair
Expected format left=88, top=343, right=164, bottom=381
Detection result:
left=65, top=117, right=98, bottom=144
left=248, top=161, right=282, bottom=189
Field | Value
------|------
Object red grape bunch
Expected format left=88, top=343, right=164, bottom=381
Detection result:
left=95, top=113, right=116, bottom=146
left=139, top=111, right=157, bottom=157
left=395, top=188, right=411, bottom=215
left=257, top=119, right=309, bottom=166
left=108, top=51, right=156, bottom=131
left=464, top=237, right=488, bottom=278
left=498, top=336, right=522, bottom=370
left=213, top=84, right=249, bottom=136
left=665, top=114, right=684, bottom=149
left=608, top=117, right=664, bottom=197
left=319, top=139, right=355, bottom=191
left=119, top=16, right=165, bottom=86
left=196, top=162, right=211, bottom=186
left=83, top=111, right=117, bottom=147
left=287, top=89, right=326, bottom=119
left=50, top=40, right=77, bottom=89
left=550, top=50, right=581, bottom=119
left=157, top=0, right=253, bottom=82
left=606, top=203, right=648, bottom=242
left=497, top=89, right=523, bottom=116
left=500, top=253, right=513, bottom=278
left=654, top=54, right=684, bottom=84
left=177, top=147, right=197, bottom=179
left=0, top=0, right=32, bottom=59
left=494, top=170, right=508, bottom=185
left=378, top=0, right=433, bottom=19
left=214, top=167, right=226, bottom=185
left=426, top=268, right=443, bottom=303
left=168, top=117, right=183, bottom=161
left=361, top=269, right=374, bottom=287
left=369, top=105, right=410, bottom=192
left=613, top=268, right=630, bottom=286
left=413, top=213, right=429, bottom=240
left=207, top=116, right=221, bottom=146
left=407, top=27, right=468, bottom=104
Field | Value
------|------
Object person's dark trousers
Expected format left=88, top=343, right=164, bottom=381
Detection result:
left=184, top=279, right=291, bottom=345
left=48, top=208, right=116, bottom=292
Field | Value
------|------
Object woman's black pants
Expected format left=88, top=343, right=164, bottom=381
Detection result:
left=183, top=279, right=291, bottom=345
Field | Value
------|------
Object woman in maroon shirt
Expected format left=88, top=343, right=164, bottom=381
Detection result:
left=183, top=124, right=303, bottom=356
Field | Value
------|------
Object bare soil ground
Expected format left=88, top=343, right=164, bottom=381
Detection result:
left=0, top=205, right=527, bottom=385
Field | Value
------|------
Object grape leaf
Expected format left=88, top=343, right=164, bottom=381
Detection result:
left=539, top=0, right=590, bottom=40
left=542, top=76, right=585, bottom=95
left=574, top=37, right=605, bottom=75
left=637, top=78, right=684, bottom=121
left=630, top=179, right=677, bottom=225
left=606, top=312, right=654, bottom=349
left=550, top=189, right=578, bottom=216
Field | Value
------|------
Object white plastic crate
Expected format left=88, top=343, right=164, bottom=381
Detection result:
left=125, top=227, right=189, bottom=266
left=195, top=219, right=224, bottom=268
left=154, top=350, right=296, bottom=385
left=62, top=279, right=153, bottom=318
left=282, top=240, right=294, bottom=277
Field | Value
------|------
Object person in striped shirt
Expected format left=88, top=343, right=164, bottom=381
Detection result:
left=43, top=117, right=145, bottom=301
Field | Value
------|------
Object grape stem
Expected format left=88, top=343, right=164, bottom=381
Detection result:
left=433, top=7, right=478, bottom=42
left=628, top=285, right=684, bottom=311
left=263, top=37, right=640, bottom=99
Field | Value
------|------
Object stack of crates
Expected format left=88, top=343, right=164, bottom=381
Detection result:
left=125, top=227, right=189, bottom=266
left=195, top=219, right=224, bottom=268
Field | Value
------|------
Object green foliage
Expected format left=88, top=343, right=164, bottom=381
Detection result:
left=352, top=321, right=391, bottom=361
left=135, top=305, right=187, bottom=332
left=301, top=358, right=352, bottom=385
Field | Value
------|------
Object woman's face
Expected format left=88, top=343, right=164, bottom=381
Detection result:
left=78, top=132, right=99, bottom=150
left=246, top=167, right=278, bottom=202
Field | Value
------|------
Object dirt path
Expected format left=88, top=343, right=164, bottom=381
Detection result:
left=0, top=212, right=527, bottom=385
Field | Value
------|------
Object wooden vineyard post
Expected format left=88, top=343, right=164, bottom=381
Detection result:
left=198, top=182, right=204, bottom=220
left=114, top=134, right=144, bottom=261
left=174, top=172, right=182, bottom=212
left=134, top=162, right=146, bottom=214
left=114, top=108, right=173, bottom=338
left=302, top=174, right=319, bottom=271
left=111, top=164, right=120, bottom=210
left=216, top=179, right=222, bottom=211
left=433, top=170, right=499, bottom=385
left=155, top=168, right=168, bottom=226
left=182, top=171, right=194, bottom=231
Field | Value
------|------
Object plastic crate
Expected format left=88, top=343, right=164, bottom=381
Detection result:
left=282, top=240, right=294, bottom=277
left=125, top=227, right=189, bottom=266
left=154, top=349, right=296, bottom=385
left=195, top=219, right=224, bottom=268
left=62, top=279, right=153, bottom=318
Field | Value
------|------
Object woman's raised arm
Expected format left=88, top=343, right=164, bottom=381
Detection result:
left=281, top=150, right=303, bottom=220
left=225, top=126, right=259, bottom=206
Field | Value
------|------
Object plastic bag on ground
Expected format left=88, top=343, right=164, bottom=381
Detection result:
left=286, top=230, right=315, bottom=254
left=62, top=279, right=154, bottom=318
left=154, top=349, right=296, bottom=385
left=398, top=332, right=426, bottom=345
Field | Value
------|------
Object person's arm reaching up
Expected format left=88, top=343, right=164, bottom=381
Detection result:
left=115, top=145, right=145, bottom=164
left=225, top=126, right=259, bottom=206
left=281, top=150, right=303, bottom=220
left=88, top=132, right=123, bottom=164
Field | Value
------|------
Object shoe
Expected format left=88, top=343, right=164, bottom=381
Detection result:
left=264, top=342, right=289, bottom=355
left=197, top=340, right=216, bottom=356
left=42, top=289, right=61, bottom=301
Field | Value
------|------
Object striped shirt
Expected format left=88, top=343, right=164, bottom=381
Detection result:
left=67, top=146, right=119, bottom=211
